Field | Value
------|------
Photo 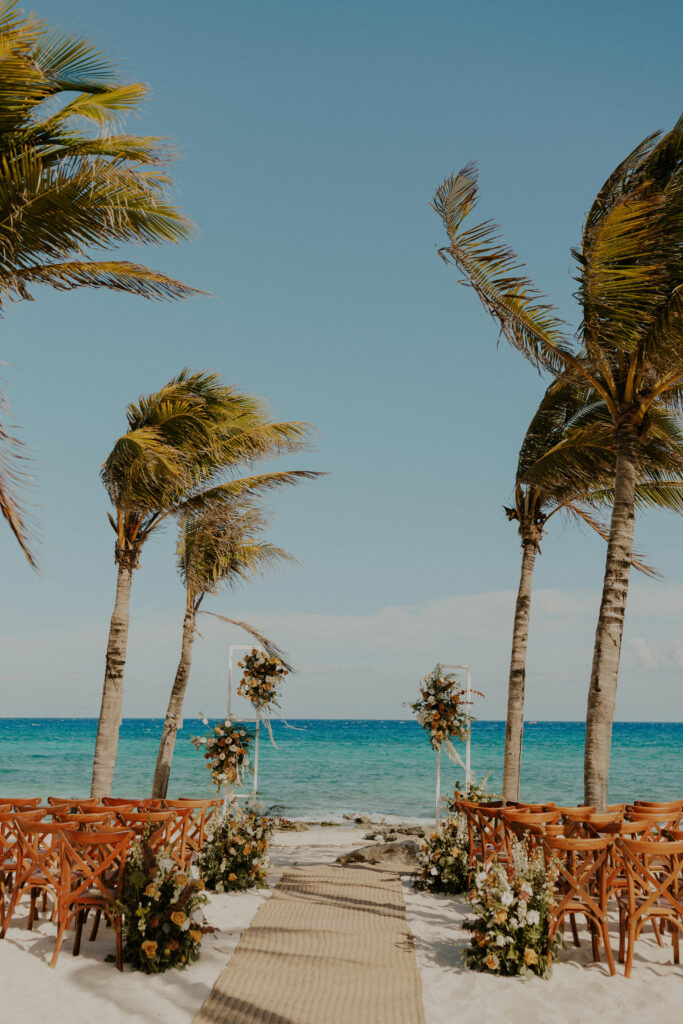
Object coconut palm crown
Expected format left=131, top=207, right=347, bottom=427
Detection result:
left=0, top=0, right=199, bottom=564
left=433, top=115, right=683, bottom=807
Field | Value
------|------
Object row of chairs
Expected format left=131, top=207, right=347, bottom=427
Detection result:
left=0, top=796, right=222, bottom=969
left=453, top=797, right=683, bottom=977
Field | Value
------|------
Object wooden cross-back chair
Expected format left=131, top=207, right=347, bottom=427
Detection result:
left=113, top=810, right=178, bottom=852
left=0, top=809, right=20, bottom=929
left=0, top=818, right=78, bottom=937
left=51, top=810, right=119, bottom=829
left=52, top=828, right=134, bottom=970
left=617, top=837, right=683, bottom=978
left=465, top=804, right=510, bottom=869
left=541, top=834, right=616, bottom=975
left=47, top=797, right=101, bottom=812
left=102, top=797, right=163, bottom=810
left=163, top=799, right=221, bottom=863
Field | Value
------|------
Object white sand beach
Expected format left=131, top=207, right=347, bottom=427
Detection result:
left=1, top=824, right=681, bottom=1024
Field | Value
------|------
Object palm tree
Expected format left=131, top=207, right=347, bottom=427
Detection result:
left=0, top=2, right=199, bottom=564
left=92, top=370, right=319, bottom=796
left=433, top=117, right=683, bottom=807
left=502, top=376, right=683, bottom=802
left=151, top=505, right=293, bottom=798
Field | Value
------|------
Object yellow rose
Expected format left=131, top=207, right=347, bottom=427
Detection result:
left=189, top=929, right=202, bottom=943
left=144, top=883, right=158, bottom=897
left=170, top=911, right=186, bottom=927
left=244, top=844, right=252, bottom=856
left=494, top=909, right=507, bottom=924
left=524, top=948, right=538, bottom=966
left=176, top=873, right=188, bottom=887
left=228, top=873, right=237, bottom=882
left=485, top=953, right=498, bottom=970
left=141, top=940, right=158, bottom=959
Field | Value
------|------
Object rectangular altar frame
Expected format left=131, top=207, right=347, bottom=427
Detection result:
left=226, top=643, right=260, bottom=802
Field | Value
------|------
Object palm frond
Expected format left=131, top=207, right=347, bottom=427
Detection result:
left=432, top=162, right=573, bottom=374
left=199, top=610, right=291, bottom=671
left=0, top=386, right=36, bottom=566
left=563, top=503, right=658, bottom=578
left=4, top=260, right=203, bottom=302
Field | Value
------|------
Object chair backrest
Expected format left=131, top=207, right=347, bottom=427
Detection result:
left=625, top=805, right=682, bottom=830
left=555, top=805, right=597, bottom=818
left=12, top=818, right=78, bottom=894
left=515, top=802, right=556, bottom=812
left=0, top=797, right=41, bottom=810
left=102, top=797, right=163, bottom=810
left=58, top=828, right=135, bottom=914
left=633, top=799, right=683, bottom=809
left=594, top=818, right=652, bottom=839
left=51, top=810, right=118, bottom=828
left=502, top=809, right=559, bottom=825
left=114, top=809, right=177, bottom=850
left=541, top=834, right=612, bottom=925
left=618, top=836, right=683, bottom=918
left=163, top=799, right=220, bottom=857
left=47, top=797, right=101, bottom=811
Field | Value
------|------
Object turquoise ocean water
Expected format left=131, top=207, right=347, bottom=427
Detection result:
left=0, top=719, right=681, bottom=819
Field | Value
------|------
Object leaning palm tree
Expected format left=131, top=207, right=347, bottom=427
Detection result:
left=92, top=370, right=319, bottom=796
left=502, top=375, right=683, bottom=801
left=0, top=1, right=199, bottom=564
left=433, top=115, right=683, bottom=807
left=151, top=505, right=293, bottom=798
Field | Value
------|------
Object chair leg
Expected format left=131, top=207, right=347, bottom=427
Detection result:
left=89, top=908, right=102, bottom=941
left=673, top=926, right=680, bottom=965
left=618, top=909, right=626, bottom=964
left=625, top=920, right=637, bottom=979
left=652, top=919, right=663, bottom=948
left=50, top=915, right=68, bottom=968
left=570, top=914, right=580, bottom=948
left=1, top=883, right=22, bottom=938
left=115, top=915, right=123, bottom=972
left=27, top=888, right=37, bottom=930
left=73, top=908, right=85, bottom=957
left=600, top=916, right=616, bottom=976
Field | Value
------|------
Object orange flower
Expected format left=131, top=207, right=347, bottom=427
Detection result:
left=176, top=873, right=188, bottom=887
left=484, top=953, right=498, bottom=970
left=149, top=915, right=160, bottom=928
left=189, top=929, right=202, bottom=943
left=228, top=873, right=237, bottom=882
left=524, top=948, right=538, bottom=966
left=494, top=909, right=507, bottom=924
left=141, top=940, right=158, bottom=959
left=167, top=938, right=179, bottom=951
left=170, top=911, right=186, bottom=927
left=144, top=883, right=158, bottom=897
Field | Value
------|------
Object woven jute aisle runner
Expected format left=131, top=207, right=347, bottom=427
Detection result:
left=193, top=863, right=426, bottom=1024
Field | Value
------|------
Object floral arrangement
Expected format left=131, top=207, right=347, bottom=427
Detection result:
left=448, top=772, right=496, bottom=808
left=119, top=838, right=207, bottom=974
left=198, top=804, right=275, bottom=892
left=237, top=648, right=288, bottom=713
left=462, top=836, right=561, bottom=978
left=191, top=717, right=253, bottom=788
left=410, top=664, right=483, bottom=750
left=415, top=813, right=471, bottom=894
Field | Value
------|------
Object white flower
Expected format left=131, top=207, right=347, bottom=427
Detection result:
left=475, top=871, right=487, bottom=886
left=501, top=889, right=514, bottom=907
left=219, top=753, right=226, bottom=760
left=202, top=718, right=209, bottom=726
left=526, top=909, right=540, bottom=926
left=224, top=719, right=232, bottom=727
left=509, top=917, right=520, bottom=930
left=158, top=856, right=174, bottom=874
left=495, top=934, right=506, bottom=947
left=430, top=867, right=439, bottom=876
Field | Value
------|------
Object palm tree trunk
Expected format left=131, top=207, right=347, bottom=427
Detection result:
left=152, top=604, right=196, bottom=799
left=90, top=547, right=139, bottom=797
left=584, top=422, right=638, bottom=811
left=502, top=536, right=538, bottom=803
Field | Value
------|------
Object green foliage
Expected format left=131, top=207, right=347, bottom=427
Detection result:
left=415, top=814, right=470, bottom=895
left=448, top=772, right=497, bottom=806
left=410, top=664, right=482, bottom=749
left=119, top=838, right=207, bottom=974
left=198, top=806, right=274, bottom=892
left=191, top=717, right=253, bottom=788
left=463, top=837, right=561, bottom=978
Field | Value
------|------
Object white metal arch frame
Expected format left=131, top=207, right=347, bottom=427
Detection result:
left=434, top=664, right=472, bottom=825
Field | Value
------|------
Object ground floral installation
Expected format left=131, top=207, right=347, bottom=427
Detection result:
left=198, top=802, right=275, bottom=892
left=191, top=716, right=253, bottom=787
left=410, top=664, right=483, bottom=753
left=237, top=648, right=289, bottom=713
left=416, top=812, right=471, bottom=894
left=118, top=838, right=208, bottom=974
left=462, top=835, right=561, bottom=978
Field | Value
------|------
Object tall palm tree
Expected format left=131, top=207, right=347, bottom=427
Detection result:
left=502, top=376, right=683, bottom=801
left=151, top=505, right=293, bottom=798
left=92, top=370, right=319, bottom=796
left=433, top=117, right=683, bottom=807
left=0, top=1, right=199, bottom=564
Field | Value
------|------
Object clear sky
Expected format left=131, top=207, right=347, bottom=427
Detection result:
left=1, top=0, right=682, bottom=721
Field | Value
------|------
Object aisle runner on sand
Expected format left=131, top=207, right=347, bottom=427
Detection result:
left=193, top=864, right=426, bottom=1024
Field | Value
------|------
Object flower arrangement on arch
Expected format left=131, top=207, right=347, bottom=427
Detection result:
left=119, top=838, right=208, bottom=974
left=462, top=835, right=561, bottom=978
left=237, top=648, right=288, bottom=713
left=198, top=803, right=275, bottom=892
left=410, top=664, right=483, bottom=750
left=191, top=717, right=253, bottom=788
left=415, top=813, right=471, bottom=894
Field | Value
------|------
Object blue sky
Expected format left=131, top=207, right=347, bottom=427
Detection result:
left=1, top=0, right=682, bottom=720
